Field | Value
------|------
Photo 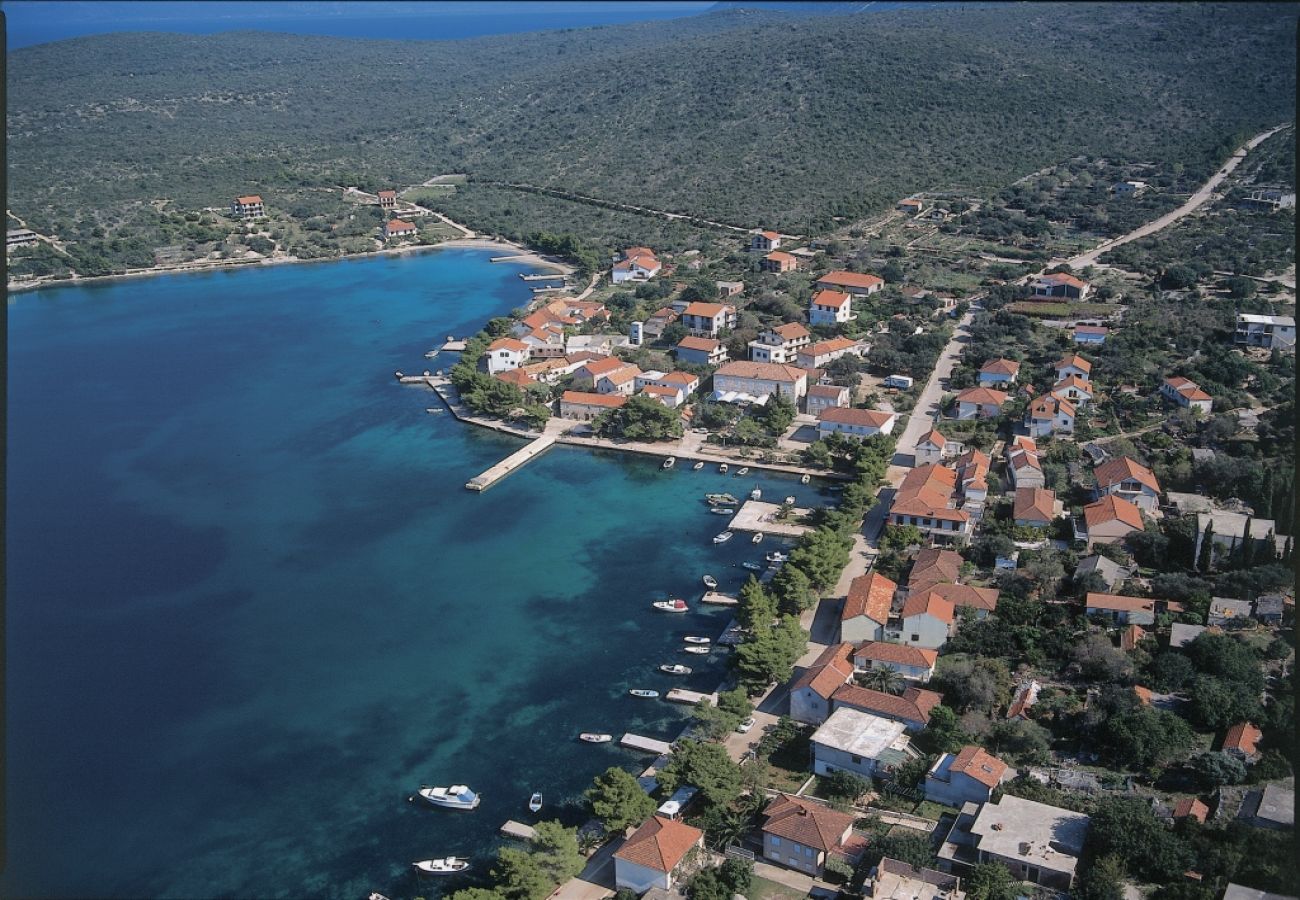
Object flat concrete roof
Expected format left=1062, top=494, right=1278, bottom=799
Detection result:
left=811, top=708, right=909, bottom=759
left=969, top=795, right=1089, bottom=877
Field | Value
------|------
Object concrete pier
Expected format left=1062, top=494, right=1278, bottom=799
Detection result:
left=500, top=820, right=539, bottom=841
left=465, top=434, right=558, bottom=491
left=728, top=500, right=814, bottom=538
left=701, top=591, right=739, bottom=606
left=619, top=734, right=674, bottom=755
left=665, top=688, right=719, bottom=706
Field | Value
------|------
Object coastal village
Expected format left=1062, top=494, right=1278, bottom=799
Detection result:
left=10, top=120, right=1297, bottom=900
left=382, top=127, right=1294, bottom=900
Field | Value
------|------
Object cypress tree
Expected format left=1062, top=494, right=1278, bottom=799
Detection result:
left=1240, top=516, right=1254, bottom=570
left=1259, top=468, right=1275, bottom=518
left=1197, top=520, right=1215, bottom=572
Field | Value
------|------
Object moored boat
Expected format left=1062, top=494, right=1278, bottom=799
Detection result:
left=750, top=486, right=762, bottom=500
left=702, top=575, right=718, bottom=588
left=683, top=636, right=711, bottom=644
left=713, top=531, right=733, bottom=544
left=801, top=474, right=811, bottom=484
left=752, top=532, right=764, bottom=544
left=413, top=857, right=469, bottom=875
left=629, top=689, right=660, bottom=698
left=580, top=732, right=613, bottom=743
left=417, top=785, right=481, bottom=810
left=693, top=461, right=704, bottom=470
left=719, top=463, right=728, bottom=474
left=653, top=598, right=689, bottom=613
left=529, top=792, right=543, bottom=813
left=742, top=561, right=763, bottom=571
left=663, top=457, right=676, bottom=469
left=659, top=664, right=693, bottom=675
left=710, top=507, right=734, bottom=515
left=683, top=646, right=710, bottom=655
left=705, top=493, right=739, bottom=506
left=737, top=467, right=749, bottom=476
left=766, top=550, right=789, bottom=563
left=784, top=495, right=796, bottom=505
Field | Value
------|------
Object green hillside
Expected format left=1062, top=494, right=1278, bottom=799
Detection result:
left=6, top=3, right=1295, bottom=260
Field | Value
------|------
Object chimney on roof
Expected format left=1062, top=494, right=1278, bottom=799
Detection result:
left=1019, top=842, right=1032, bottom=856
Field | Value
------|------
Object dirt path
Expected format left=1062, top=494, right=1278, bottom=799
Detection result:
left=1058, top=123, right=1291, bottom=270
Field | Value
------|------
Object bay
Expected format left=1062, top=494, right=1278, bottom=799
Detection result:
left=4, top=250, right=824, bottom=898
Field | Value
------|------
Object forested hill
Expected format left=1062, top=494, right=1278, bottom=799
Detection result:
left=7, top=3, right=1296, bottom=237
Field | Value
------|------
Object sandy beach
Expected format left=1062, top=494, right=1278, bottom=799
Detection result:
left=7, top=233, right=575, bottom=295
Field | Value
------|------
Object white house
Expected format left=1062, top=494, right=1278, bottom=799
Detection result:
left=966, top=795, right=1090, bottom=890
left=1113, top=180, right=1147, bottom=196
left=712, top=361, right=807, bottom=401
left=613, top=816, right=704, bottom=893
left=1235, top=314, right=1296, bottom=350
left=789, top=643, right=855, bottom=725
left=1051, top=374, right=1094, bottom=407
left=749, top=322, right=812, bottom=363
left=954, top=387, right=1008, bottom=420
left=1025, top=394, right=1076, bottom=437
left=1073, top=325, right=1109, bottom=345
left=1080, top=496, right=1145, bottom=548
left=830, top=684, right=942, bottom=733
left=485, top=337, right=530, bottom=374
left=888, top=464, right=972, bottom=543
left=559, top=391, right=627, bottom=421
left=1055, top=354, right=1093, bottom=382
left=809, top=289, right=854, bottom=326
left=751, top=229, right=782, bottom=251
left=806, top=384, right=850, bottom=417
left=612, top=247, right=662, bottom=283
left=761, top=794, right=857, bottom=877
left=811, top=708, right=918, bottom=780
left=680, top=302, right=737, bottom=337
left=1094, top=456, right=1161, bottom=510
left=231, top=195, right=265, bottom=219
left=383, top=218, right=418, bottom=239
left=1029, top=272, right=1091, bottom=301
left=674, top=336, right=728, bottom=367
left=853, top=641, right=938, bottom=683
left=597, top=365, right=642, bottom=396
left=894, top=590, right=955, bottom=650
left=1013, top=487, right=1059, bottom=527
left=1161, top=377, right=1213, bottom=414
left=817, top=407, right=897, bottom=439
left=796, top=336, right=864, bottom=369
left=914, top=429, right=957, bottom=465
left=925, top=745, right=1010, bottom=808
left=978, top=358, right=1020, bottom=387
left=840, top=572, right=897, bottom=644
left=573, top=356, right=632, bottom=389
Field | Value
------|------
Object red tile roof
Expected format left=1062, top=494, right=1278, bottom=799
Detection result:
left=831, top=685, right=941, bottom=724
left=772, top=322, right=811, bottom=341
left=1028, top=393, right=1076, bottom=421
left=661, top=371, right=699, bottom=386
left=682, top=301, right=731, bottom=318
left=1172, top=797, right=1209, bottom=823
left=803, top=336, right=859, bottom=357
left=819, top=407, right=895, bottom=428
left=979, top=358, right=1021, bottom=376
left=377, top=190, right=397, bottom=198
left=891, top=465, right=968, bottom=522
left=1083, top=495, right=1145, bottom=531
left=1052, top=374, right=1094, bottom=395
left=1223, top=722, right=1262, bottom=756
left=561, top=391, right=627, bottom=409
left=1095, top=457, right=1160, bottom=494
left=1013, top=487, right=1057, bottom=524
left=918, top=428, right=947, bottom=448
left=488, top=337, right=529, bottom=353
left=930, top=582, right=999, bottom=613
left=854, top=641, right=938, bottom=669
left=762, top=794, right=855, bottom=852
left=1056, top=354, right=1093, bottom=374
left=907, top=548, right=964, bottom=593
left=614, top=816, right=702, bottom=873
left=236, top=195, right=263, bottom=204
left=948, top=745, right=1009, bottom=788
left=495, top=368, right=534, bottom=387
left=843, top=572, right=897, bottom=624
left=759, top=230, right=780, bottom=240
left=1074, top=325, right=1109, bottom=336
left=677, top=336, right=722, bottom=352
left=580, top=356, right=631, bottom=377
left=1085, top=592, right=1154, bottom=613
left=955, top=387, right=1009, bottom=406
left=791, top=642, right=855, bottom=700
left=818, top=271, right=884, bottom=290
left=808, top=384, right=849, bottom=399
left=811, top=289, right=853, bottom=309
left=765, top=251, right=798, bottom=265
left=1120, top=624, right=1146, bottom=651
left=900, top=590, right=956, bottom=623
left=714, top=361, right=806, bottom=383
left=385, top=219, right=417, bottom=232
left=1038, top=273, right=1087, bottom=288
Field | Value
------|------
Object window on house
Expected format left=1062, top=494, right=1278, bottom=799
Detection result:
left=851, top=755, right=862, bottom=764
left=911, top=634, right=920, bottom=642
left=771, top=836, right=781, bottom=847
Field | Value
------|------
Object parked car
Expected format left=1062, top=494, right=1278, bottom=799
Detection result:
left=736, top=716, right=756, bottom=734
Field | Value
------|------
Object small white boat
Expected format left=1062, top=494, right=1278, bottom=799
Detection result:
left=529, top=792, right=543, bottom=813
left=702, top=575, right=718, bottom=588
left=713, top=531, right=733, bottom=544
left=719, top=463, right=729, bottom=474
left=660, top=664, right=693, bottom=675
left=629, top=689, right=660, bottom=698
left=710, top=507, right=734, bottom=515
left=653, top=598, right=689, bottom=613
left=693, top=461, right=704, bottom=470
left=417, top=785, right=480, bottom=810
left=706, top=493, right=739, bottom=506
left=683, top=646, right=710, bottom=655
left=413, top=857, right=469, bottom=875
left=766, top=551, right=789, bottom=563
left=580, top=732, right=613, bottom=743
left=737, top=467, right=749, bottom=476
left=742, top=561, right=763, bottom=571
left=370, top=893, right=392, bottom=900
left=663, top=457, right=676, bottom=469
left=801, top=474, right=811, bottom=484
left=683, top=636, right=711, bottom=644
left=785, top=495, right=796, bottom=505
left=750, top=487, right=762, bottom=500
left=752, top=532, right=764, bottom=544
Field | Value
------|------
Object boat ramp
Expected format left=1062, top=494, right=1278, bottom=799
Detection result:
left=619, top=733, right=674, bottom=755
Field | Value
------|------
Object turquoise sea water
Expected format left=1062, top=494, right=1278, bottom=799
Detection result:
left=5, top=250, right=826, bottom=899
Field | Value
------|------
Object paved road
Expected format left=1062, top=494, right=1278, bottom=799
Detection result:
left=1060, top=123, right=1290, bottom=270
left=888, top=307, right=978, bottom=471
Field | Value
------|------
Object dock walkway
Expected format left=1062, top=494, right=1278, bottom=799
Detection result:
left=728, top=500, right=814, bottom=538
left=466, top=434, right=557, bottom=491
left=665, top=688, right=719, bottom=706
left=701, top=591, right=739, bottom=606
left=619, top=733, right=674, bottom=755
left=500, top=820, right=538, bottom=841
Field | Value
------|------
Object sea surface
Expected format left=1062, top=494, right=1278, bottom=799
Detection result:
left=4, top=249, right=828, bottom=899
left=4, top=1, right=713, bottom=50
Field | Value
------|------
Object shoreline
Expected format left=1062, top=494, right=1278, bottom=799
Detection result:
left=7, top=235, right=575, bottom=295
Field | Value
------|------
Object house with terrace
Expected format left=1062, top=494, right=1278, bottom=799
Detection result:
left=1161, top=377, right=1213, bottom=414
left=1051, top=374, right=1094, bottom=407
left=680, top=302, right=737, bottom=337
left=749, top=322, right=811, bottom=363
left=612, top=248, right=661, bottom=283
left=613, top=816, right=703, bottom=894
left=485, top=337, right=530, bottom=374
left=954, top=387, right=1008, bottom=420
left=926, top=746, right=1011, bottom=809
left=811, top=709, right=920, bottom=779
left=978, top=358, right=1021, bottom=388
left=915, top=429, right=961, bottom=465
left=711, top=361, right=807, bottom=402
left=888, top=465, right=973, bottom=543
left=1029, top=272, right=1091, bottom=301
left=809, top=289, right=854, bottom=326
left=796, top=336, right=865, bottom=369
left=831, top=684, right=942, bottom=733
left=674, top=336, right=728, bottom=367
left=817, top=407, right=898, bottom=440
left=852, top=641, right=938, bottom=683
left=1055, top=354, right=1093, bottom=381
left=1025, top=393, right=1076, bottom=437
left=760, top=794, right=859, bottom=878
left=1094, top=457, right=1161, bottom=510
left=790, top=642, right=856, bottom=725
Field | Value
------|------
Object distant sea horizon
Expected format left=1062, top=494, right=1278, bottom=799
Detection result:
left=3, top=1, right=715, bottom=50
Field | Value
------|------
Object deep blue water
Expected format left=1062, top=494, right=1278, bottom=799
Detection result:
left=5, top=250, right=828, bottom=899
left=3, top=1, right=713, bottom=50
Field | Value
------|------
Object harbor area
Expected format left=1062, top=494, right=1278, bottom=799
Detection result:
left=726, top=500, right=814, bottom=538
